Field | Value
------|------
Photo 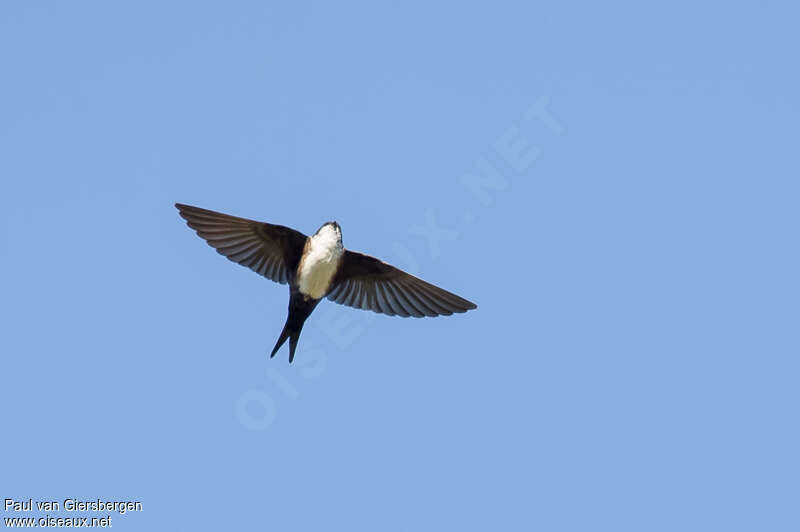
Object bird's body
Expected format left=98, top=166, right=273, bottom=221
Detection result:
left=176, top=203, right=477, bottom=362
left=272, top=222, right=343, bottom=359
left=296, top=223, right=344, bottom=299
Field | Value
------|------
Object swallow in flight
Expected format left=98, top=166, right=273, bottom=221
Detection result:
left=176, top=204, right=477, bottom=362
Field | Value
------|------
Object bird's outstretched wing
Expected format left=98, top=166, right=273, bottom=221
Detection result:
left=175, top=203, right=307, bottom=284
left=326, top=250, right=477, bottom=317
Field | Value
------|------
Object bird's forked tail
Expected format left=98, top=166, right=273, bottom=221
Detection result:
left=270, top=321, right=303, bottom=363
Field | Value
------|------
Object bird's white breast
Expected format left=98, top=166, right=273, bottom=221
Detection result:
left=297, top=228, right=343, bottom=300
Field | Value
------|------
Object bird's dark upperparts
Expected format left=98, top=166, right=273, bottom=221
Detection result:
left=175, top=203, right=477, bottom=362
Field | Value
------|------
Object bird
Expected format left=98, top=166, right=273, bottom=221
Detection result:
left=175, top=203, right=477, bottom=362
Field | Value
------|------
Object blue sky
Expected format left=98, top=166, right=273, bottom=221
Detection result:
left=1, top=1, right=798, bottom=530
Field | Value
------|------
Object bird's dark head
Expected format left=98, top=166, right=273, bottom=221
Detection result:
left=314, top=221, right=342, bottom=243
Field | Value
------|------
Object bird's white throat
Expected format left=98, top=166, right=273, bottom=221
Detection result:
left=297, top=225, right=343, bottom=299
